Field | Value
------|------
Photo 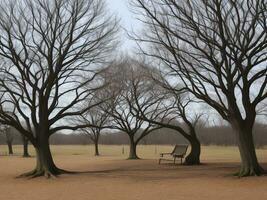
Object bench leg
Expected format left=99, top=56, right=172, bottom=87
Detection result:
left=174, top=157, right=176, bottom=164
left=159, top=159, right=161, bottom=164
left=181, top=158, right=183, bottom=165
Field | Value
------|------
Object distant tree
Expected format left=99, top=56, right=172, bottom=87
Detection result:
left=99, top=59, right=162, bottom=159
left=22, top=135, right=30, bottom=157
left=0, top=0, right=118, bottom=178
left=6, top=128, right=14, bottom=155
left=75, top=107, right=109, bottom=156
left=0, top=125, right=13, bottom=155
left=132, top=0, right=267, bottom=176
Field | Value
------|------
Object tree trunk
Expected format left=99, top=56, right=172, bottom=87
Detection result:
left=7, top=142, right=13, bottom=155
left=33, top=142, right=59, bottom=178
left=23, top=137, right=30, bottom=157
left=128, top=137, right=139, bottom=159
left=185, top=137, right=201, bottom=165
left=234, top=125, right=265, bottom=176
left=94, top=141, right=100, bottom=156
left=18, top=135, right=66, bottom=178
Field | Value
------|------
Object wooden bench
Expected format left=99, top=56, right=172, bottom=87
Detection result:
left=159, top=145, right=188, bottom=164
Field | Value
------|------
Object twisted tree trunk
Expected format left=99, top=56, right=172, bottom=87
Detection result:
left=185, top=137, right=200, bottom=165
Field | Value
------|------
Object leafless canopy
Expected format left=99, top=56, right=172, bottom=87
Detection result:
left=132, top=0, right=267, bottom=175
left=103, top=59, right=161, bottom=136
left=76, top=106, right=110, bottom=141
left=132, top=0, right=267, bottom=123
left=98, top=58, right=162, bottom=158
left=0, top=0, right=118, bottom=145
left=129, top=62, right=203, bottom=164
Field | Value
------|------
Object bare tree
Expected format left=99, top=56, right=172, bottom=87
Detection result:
left=0, top=0, right=118, bottom=178
left=132, top=0, right=267, bottom=176
left=0, top=125, right=13, bottom=155
left=76, top=107, right=109, bottom=156
left=100, top=59, right=162, bottom=159
left=130, top=64, right=203, bottom=165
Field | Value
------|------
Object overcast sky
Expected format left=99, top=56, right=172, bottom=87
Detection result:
left=106, top=0, right=141, bottom=51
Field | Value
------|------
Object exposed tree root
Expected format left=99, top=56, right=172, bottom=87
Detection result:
left=16, top=169, right=37, bottom=178
left=16, top=167, right=78, bottom=179
left=232, top=166, right=266, bottom=177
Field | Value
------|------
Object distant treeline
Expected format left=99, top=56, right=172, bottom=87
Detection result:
left=1, top=123, right=266, bottom=147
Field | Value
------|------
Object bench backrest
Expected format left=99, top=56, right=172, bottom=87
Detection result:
left=171, top=145, right=188, bottom=156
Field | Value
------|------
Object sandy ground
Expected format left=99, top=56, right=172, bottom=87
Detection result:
left=0, top=145, right=267, bottom=200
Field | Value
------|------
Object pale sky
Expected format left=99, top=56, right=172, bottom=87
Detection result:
left=106, top=0, right=141, bottom=51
